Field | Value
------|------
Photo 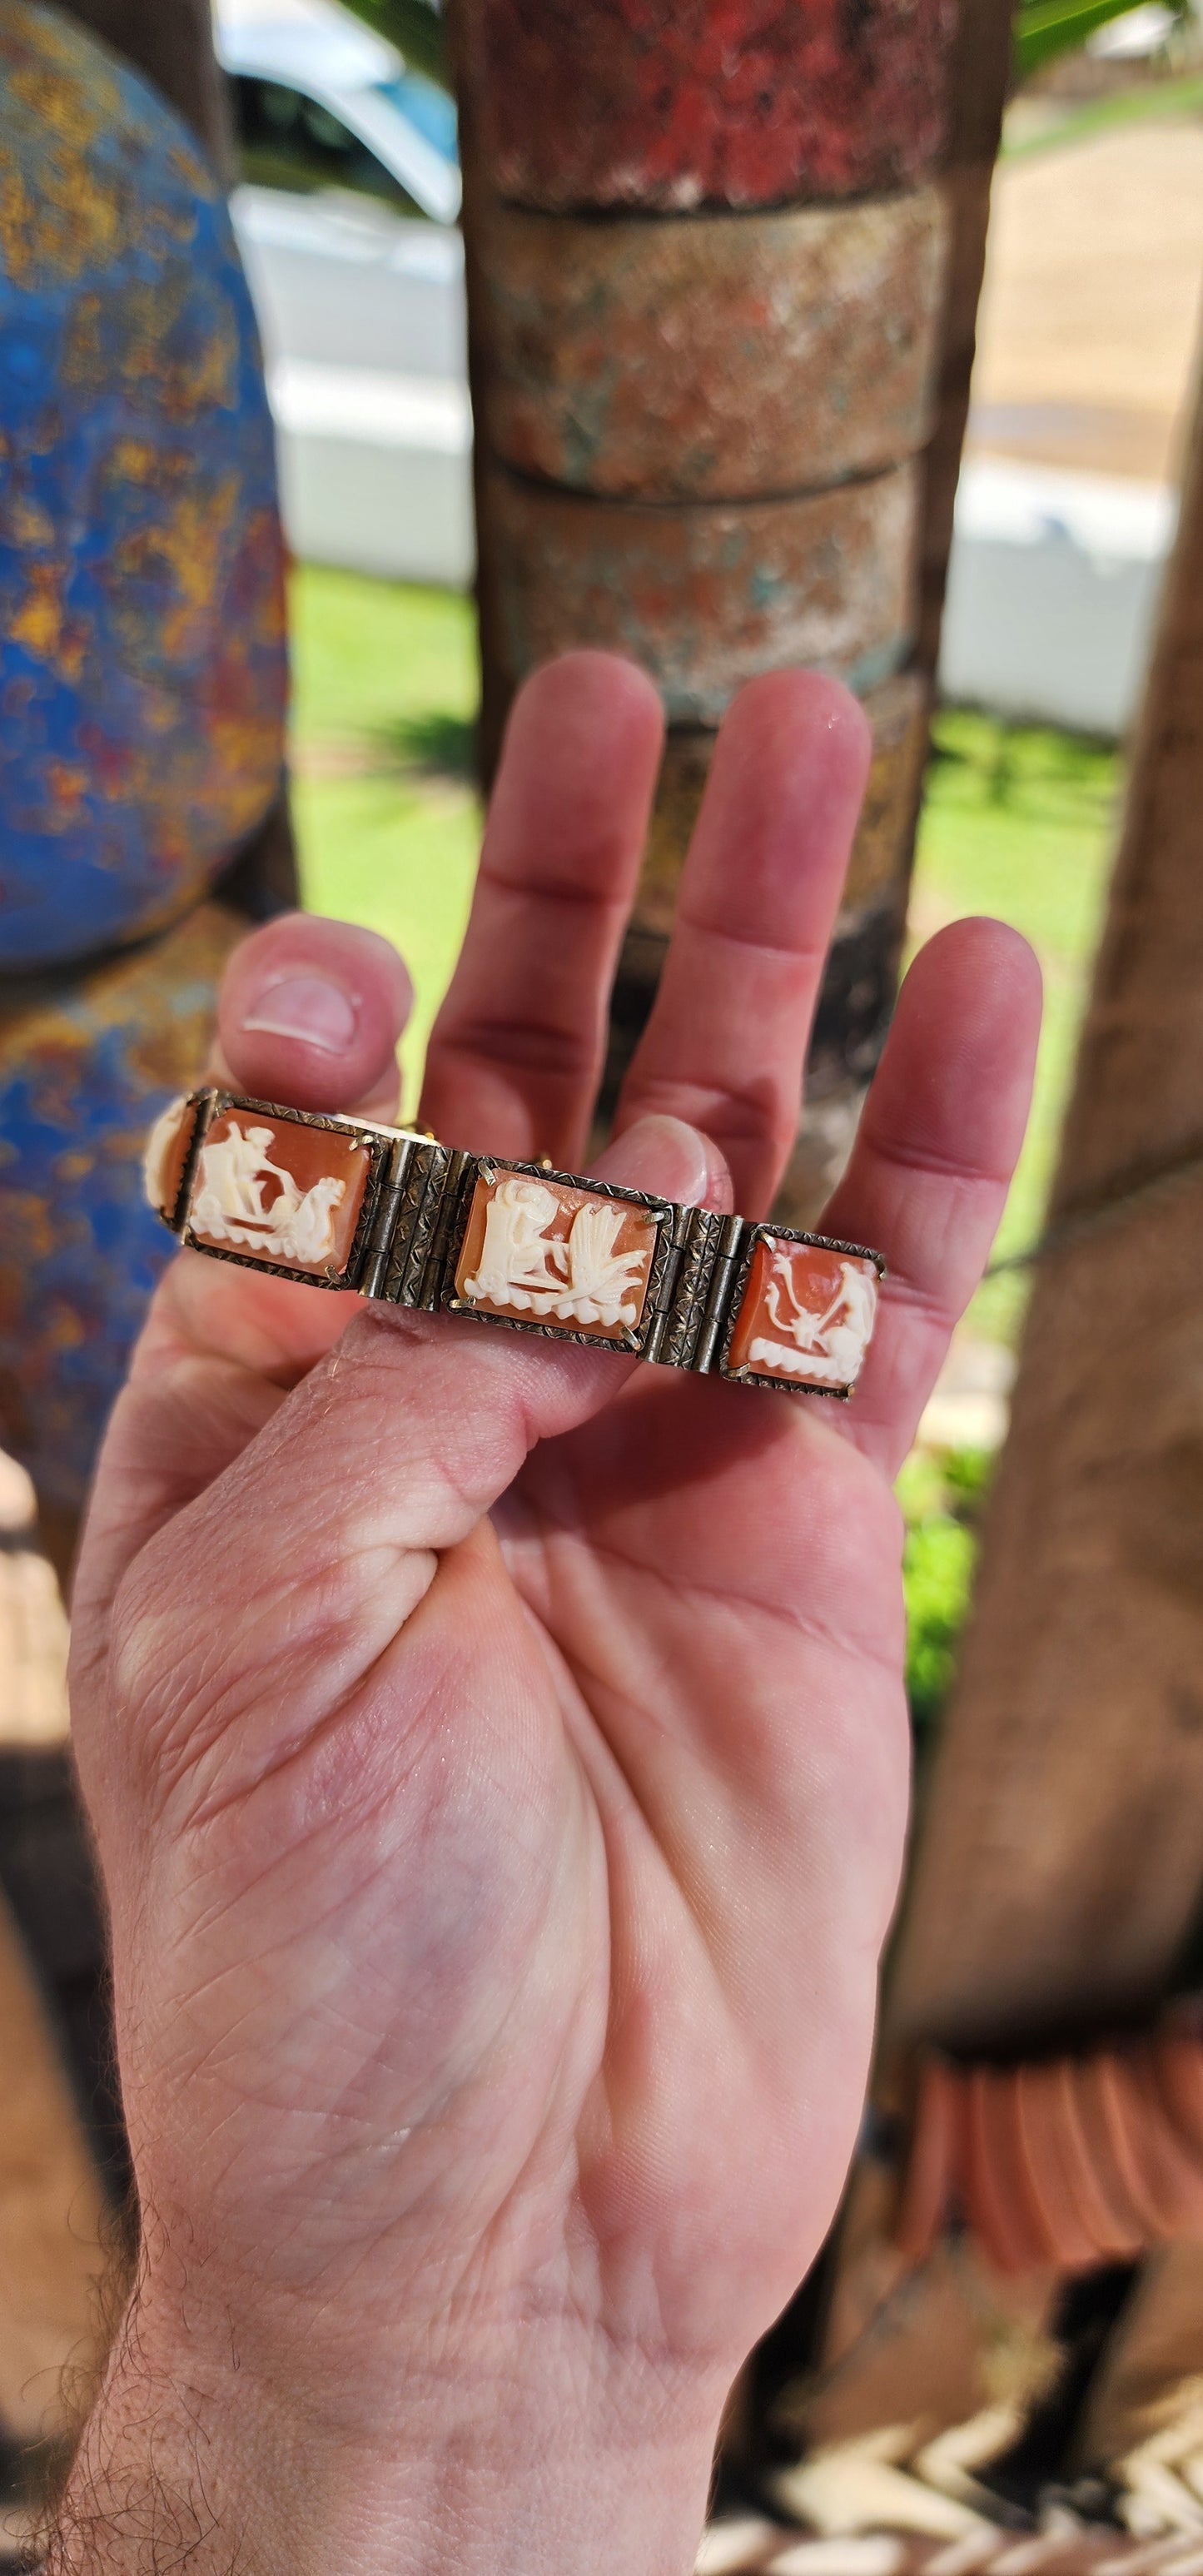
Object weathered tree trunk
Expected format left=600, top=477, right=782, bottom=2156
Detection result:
left=812, top=341, right=1203, bottom=2446
left=450, top=0, right=1012, bottom=1220
left=889, top=339, right=1203, bottom=2063
left=1079, top=2241, right=1203, bottom=2467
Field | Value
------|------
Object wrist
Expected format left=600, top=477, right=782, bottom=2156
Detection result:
left=47, top=2275, right=723, bottom=2576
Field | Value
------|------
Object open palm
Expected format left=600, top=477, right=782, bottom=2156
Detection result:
left=67, top=655, right=1039, bottom=2574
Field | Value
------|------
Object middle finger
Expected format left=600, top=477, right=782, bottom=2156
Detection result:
left=614, top=669, right=871, bottom=1215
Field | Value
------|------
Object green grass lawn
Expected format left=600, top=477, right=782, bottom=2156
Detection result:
left=289, top=565, right=481, bottom=1110
left=288, top=565, right=1121, bottom=1343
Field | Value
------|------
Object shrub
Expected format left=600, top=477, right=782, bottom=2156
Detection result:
left=897, top=1449, right=992, bottom=1740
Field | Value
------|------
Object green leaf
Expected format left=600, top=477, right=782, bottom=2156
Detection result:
left=331, top=0, right=449, bottom=83
left=1014, top=0, right=1170, bottom=76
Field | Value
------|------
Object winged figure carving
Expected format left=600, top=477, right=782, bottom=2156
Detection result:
left=464, top=1176, right=649, bottom=1329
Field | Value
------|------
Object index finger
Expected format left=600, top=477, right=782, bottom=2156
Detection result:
left=420, top=652, right=664, bottom=1166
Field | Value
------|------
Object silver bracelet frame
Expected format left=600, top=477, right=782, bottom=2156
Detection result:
left=146, top=1089, right=885, bottom=1400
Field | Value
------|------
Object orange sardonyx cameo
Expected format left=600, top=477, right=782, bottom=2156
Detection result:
left=454, top=1169, right=659, bottom=1342
left=186, top=1110, right=372, bottom=1280
left=726, top=1235, right=880, bottom=1395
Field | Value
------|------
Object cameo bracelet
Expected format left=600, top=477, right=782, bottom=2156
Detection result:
left=145, top=1091, right=885, bottom=1400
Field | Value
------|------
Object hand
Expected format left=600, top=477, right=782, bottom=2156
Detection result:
left=61, top=654, right=1040, bottom=2576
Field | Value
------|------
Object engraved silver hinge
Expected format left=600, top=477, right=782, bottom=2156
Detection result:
left=646, top=1209, right=750, bottom=1375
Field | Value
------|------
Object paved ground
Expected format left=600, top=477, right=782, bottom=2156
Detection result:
left=967, top=114, right=1203, bottom=481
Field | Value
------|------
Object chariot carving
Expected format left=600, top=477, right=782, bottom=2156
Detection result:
left=191, top=1121, right=348, bottom=1268
left=747, top=1243, right=877, bottom=1386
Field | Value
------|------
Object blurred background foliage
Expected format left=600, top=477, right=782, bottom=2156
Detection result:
left=897, top=1450, right=993, bottom=1743
left=331, top=0, right=448, bottom=80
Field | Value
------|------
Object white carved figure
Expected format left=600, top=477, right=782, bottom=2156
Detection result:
left=281, top=1174, right=350, bottom=1267
left=142, top=1095, right=189, bottom=1215
left=464, top=1176, right=649, bottom=1329
left=467, top=1178, right=567, bottom=1301
left=559, top=1198, right=649, bottom=1325
left=191, top=1121, right=347, bottom=1268
left=748, top=1243, right=877, bottom=1387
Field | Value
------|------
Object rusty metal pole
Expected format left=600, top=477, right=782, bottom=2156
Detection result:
left=450, top=0, right=1009, bottom=1219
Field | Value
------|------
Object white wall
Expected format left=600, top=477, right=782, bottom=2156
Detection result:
left=937, top=459, right=1176, bottom=738
left=269, top=359, right=475, bottom=588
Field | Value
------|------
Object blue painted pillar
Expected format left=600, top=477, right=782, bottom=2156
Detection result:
left=0, top=1, right=291, bottom=1543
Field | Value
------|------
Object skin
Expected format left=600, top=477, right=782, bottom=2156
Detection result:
left=56, top=654, right=1041, bottom=2576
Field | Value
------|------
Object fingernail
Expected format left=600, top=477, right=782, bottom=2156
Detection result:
left=241, top=974, right=358, bottom=1055
left=596, top=1113, right=731, bottom=1212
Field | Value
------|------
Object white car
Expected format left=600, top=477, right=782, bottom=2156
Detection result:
left=215, top=0, right=473, bottom=584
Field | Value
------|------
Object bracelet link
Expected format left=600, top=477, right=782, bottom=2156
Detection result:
left=644, top=1208, right=753, bottom=1377
left=418, top=1149, right=476, bottom=1310
left=645, top=1205, right=717, bottom=1371
left=693, top=1213, right=753, bottom=1375
left=380, top=1142, right=470, bottom=1311
left=354, top=1131, right=422, bottom=1299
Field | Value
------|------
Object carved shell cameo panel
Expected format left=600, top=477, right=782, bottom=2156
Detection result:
left=186, top=1111, right=371, bottom=1280
left=455, top=1169, right=659, bottom=1340
left=727, top=1236, right=879, bottom=1393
